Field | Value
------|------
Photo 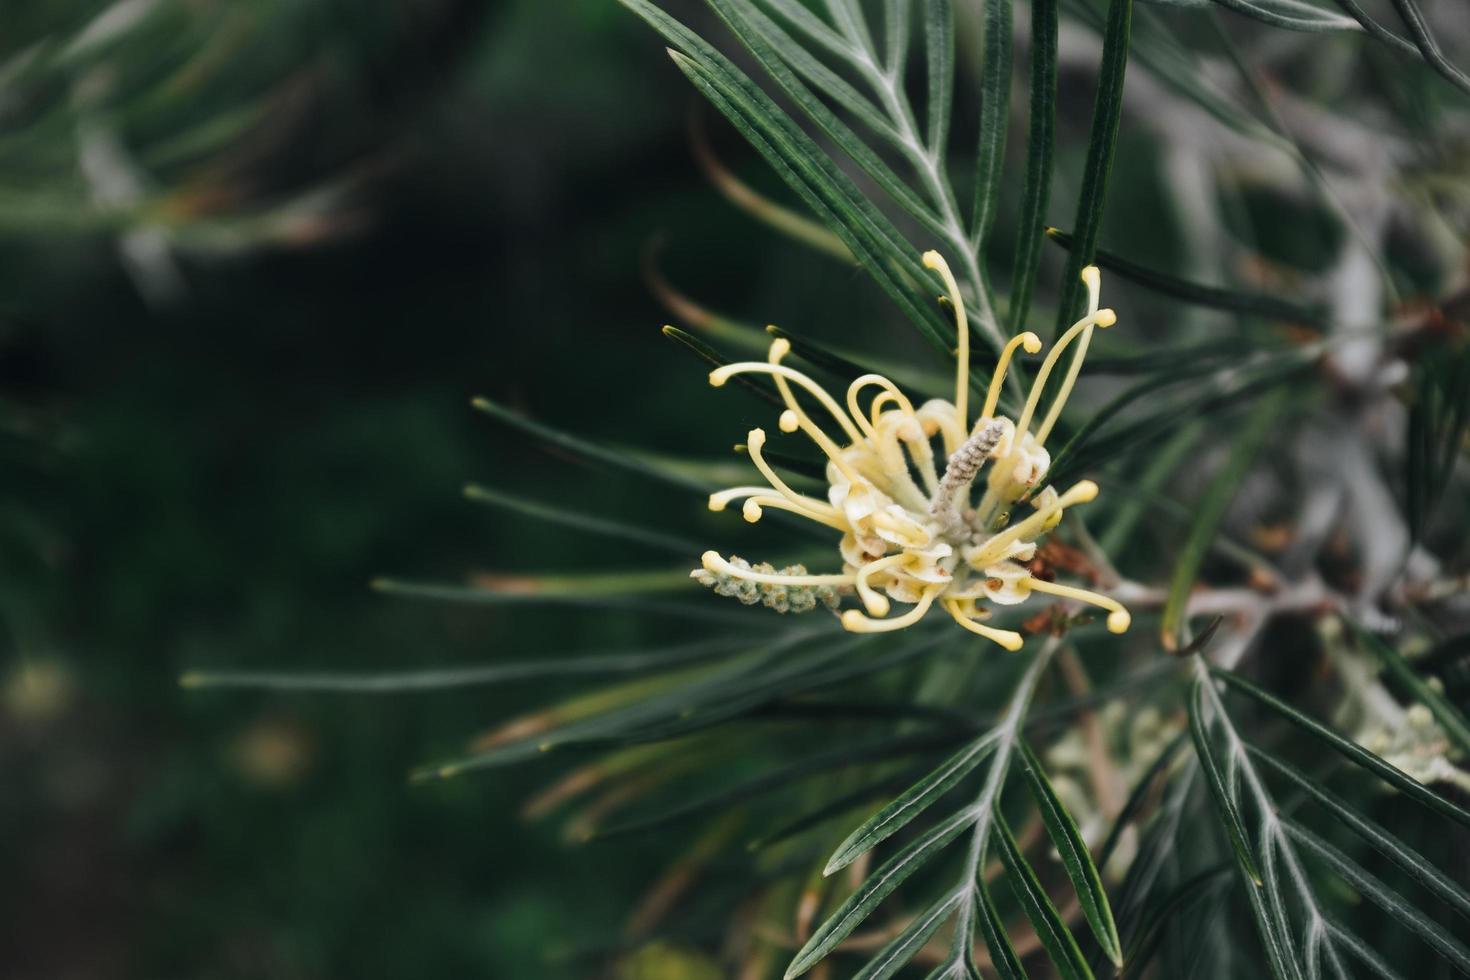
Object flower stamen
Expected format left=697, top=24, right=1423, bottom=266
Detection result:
left=1036, top=267, right=1116, bottom=445
left=942, top=598, right=1024, bottom=651
left=741, top=495, right=848, bottom=529
left=981, top=331, right=1043, bottom=422
left=922, top=250, right=970, bottom=430
left=1014, top=271, right=1115, bottom=447
left=855, top=553, right=908, bottom=617
left=1023, top=577, right=1132, bottom=633
left=743, top=429, right=841, bottom=520
left=710, top=355, right=864, bottom=482
left=969, top=479, right=1098, bottom=567
left=840, top=584, right=943, bottom=633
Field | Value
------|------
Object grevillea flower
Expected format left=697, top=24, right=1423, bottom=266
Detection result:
left=693, top=251, right=1131, bottom=650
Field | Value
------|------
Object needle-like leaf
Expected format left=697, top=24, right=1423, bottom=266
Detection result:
left=1052, top=0, right=1132, bottom=335
left=1018, top=740, right=1123, bottom=965
left=824, top=726, right=1001, bottom=875
left=994, top=804, right=1095, bottom=980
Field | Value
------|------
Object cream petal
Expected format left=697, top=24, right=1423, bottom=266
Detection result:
left=981, top=560, right=1032, bottom=605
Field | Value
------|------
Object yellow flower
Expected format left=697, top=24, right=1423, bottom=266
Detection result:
left=694, top=252, right=1130, bottom=651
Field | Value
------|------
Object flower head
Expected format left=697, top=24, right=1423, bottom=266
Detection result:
left=693, top=252, right=1130, bottom=650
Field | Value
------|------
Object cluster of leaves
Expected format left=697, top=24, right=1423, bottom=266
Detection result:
left=188, top=0, right=1470, bottom=976
left=0, top=0, right=490, bottom=304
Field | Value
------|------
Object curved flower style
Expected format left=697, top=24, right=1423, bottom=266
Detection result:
left=694, top=252, right=1131, bottom=651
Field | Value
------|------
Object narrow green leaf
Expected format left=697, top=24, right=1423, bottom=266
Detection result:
left=885, top=0, right=910, bottom=77
left=825, top=727, right=1002, bottom=875
left=1212, top=0, right=1364, bottom=32
left=463, top=482, right=701, bottom=556
left=1328, top=0, right=1418, bottom=52
left=665, top=46, right=951, bottom=356
left=786, top=807, right=973, bottom=978
left=924, top=0, right=953, bottom=156
left=605, top=633, right=948, bottom=752
left=1115, top=866, right=1231, bottom=978
left=1053, top=0, right=1132, bottom=335
left=686, top=120, right=857, bottom=264
left=1017, top=741, right=1122, bottom=965
left=1235, top=851, right=1300, bottom=980
left=1189, top=665, right=1302, bottom=980
left=975, top=868, right=1028, bottom=980
left=969, top=0, right=1008, bottom=259
left=1097, top=422, right=1197, bottom=555
left=764, top=324, right=950, bottom=398
left=1321, top=915, right=1410, bottom=980
left=853, top=888, right=966, bottom=980
left=748, top=766, right=931, bottom=851
left=1211, top=666, right=1470, bottom=832
left=417, top=633, right=848, bottom=777
left=1075, top=0, right=1281, bottom=148
left=617, top=0, right=951, bottom=352
left=660, top=325, right=785, bottom=409
left=1284, top=819, right=1470, bottom=974
left=1006, top=0, right=1056, bottom=335
left=725, top=0, right=901, bottom=147
left=1097, top=732, right=1187, bottom=871
left=1105, top=767, right=1196, bottom=968
left=1045, top=357, right=1249, bottom=484
left=472, top=396, right=708, bottom=493
left=1160, top=389, right=1285, bottom=650
left=1187, top=672, right=1263, bottom=886
left=370, top=575, right=758, bottom=624
left=179, top=636, right=746, bottom=693
left=706, top=0, right=954, bottom=252
left=829, top=0, right=880, bottom=60
left=1387, top=0, right=1470, bottom=96
left=1257, top=838, right=1306, bottom=980
left=592, top=731, right=948, bottom=839
left=1054, top=359, right=1306, bottom=486
left=761, top=0, right=855, bottom=62
left=1248, top=746, right=1470, bottom=922
left=995, top=805, right=1095, bottom=980
left=1350, top=618, right=1470, bottom=763
left=1044, top=228, right=1327, bottom=327
left=1083, top=340, right=1248, bottom=374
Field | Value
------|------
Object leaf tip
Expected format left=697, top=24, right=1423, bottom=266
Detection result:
left=409, top=764, right=452, bottom=784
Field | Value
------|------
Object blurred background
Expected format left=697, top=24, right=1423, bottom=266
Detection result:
left=1, top=0, right=1458, bottom=977
left=0, top=1, right=937, bottom=975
